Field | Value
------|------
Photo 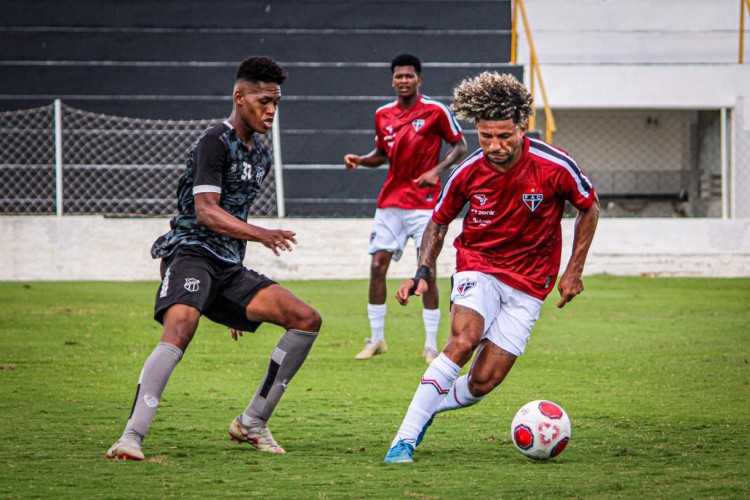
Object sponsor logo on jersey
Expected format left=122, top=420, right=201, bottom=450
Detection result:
left=159, top=267, right=171, bottom=298
left=412, top=119, right=425, bottom=132
left=426, top=193, right=434, bottom=202
left=457, top=279, right=477, bottom=296
left=473, top=194, right=488, bottom=206
left=184, top=277, right=200, bottom=293
left=523, top=193, right=544, bottom=212
left=384, top=125, right=396, bottom=148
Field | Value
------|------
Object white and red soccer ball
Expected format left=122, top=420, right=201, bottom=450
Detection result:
left=511, top=400, right=571, bottom=460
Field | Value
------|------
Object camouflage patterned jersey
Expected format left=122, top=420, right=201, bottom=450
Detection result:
left=151, top=121, right=272, bottom=264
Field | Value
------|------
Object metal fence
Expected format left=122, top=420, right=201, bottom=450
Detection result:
left=0, top=101, right=280, bottom=217
left=0, top=102, right=738, bottom=219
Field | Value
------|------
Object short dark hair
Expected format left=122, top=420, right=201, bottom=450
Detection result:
left=236, top=56, right=288, bottom=85
left=390, top=53, right=422, bottom=75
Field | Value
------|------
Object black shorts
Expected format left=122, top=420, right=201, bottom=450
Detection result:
left=154, top=245, right=276, bottom=332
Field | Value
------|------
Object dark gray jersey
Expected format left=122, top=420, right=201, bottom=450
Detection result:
left=151, top=121, right=272, bottom=264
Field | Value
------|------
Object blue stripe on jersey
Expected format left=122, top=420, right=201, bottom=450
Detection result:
left=528, top=138, right=593, bottom=198
left=421, top=95, right=463, bottom=136
left=434, top=148, right=484, bottom=213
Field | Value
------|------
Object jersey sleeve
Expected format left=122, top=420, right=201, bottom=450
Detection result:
left=192, top=134, right=227, bottom=195
left=432, top=167, right=467, bottom=225
left=434, top=105, right=463, bottom=144
left=553, top=153, right=596, bottom=211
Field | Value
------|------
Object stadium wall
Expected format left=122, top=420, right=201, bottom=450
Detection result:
left=1, top=217, right=748, bottom=281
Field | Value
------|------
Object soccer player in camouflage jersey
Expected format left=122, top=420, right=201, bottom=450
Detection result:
left=106, top=56, right=322, bottom=461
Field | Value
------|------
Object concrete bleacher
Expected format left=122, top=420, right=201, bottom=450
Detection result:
left=0, top=0, right=522, bottom=217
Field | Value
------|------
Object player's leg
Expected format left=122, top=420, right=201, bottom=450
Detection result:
left=106, top=249, right=212, bottom=460
left=384, top=302, right=484, bottom=463
left=437, top=279, right=542, bottom=413
left=411, top=209, right=441, bottom=362
left=358, top=208, right=406, bottom=359
left=226, top=282, right=321, bottom=453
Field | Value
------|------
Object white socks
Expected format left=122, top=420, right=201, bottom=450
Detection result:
left=392, top=353, right=460, bottom=445
left=435, top=374, right=485, bottom=413
left=422, top=308, right=440, bottom=350
left=367, top=303, right=386, bottom=342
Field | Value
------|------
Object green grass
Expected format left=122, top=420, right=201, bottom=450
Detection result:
left=0, top=277, right=748, bottom=499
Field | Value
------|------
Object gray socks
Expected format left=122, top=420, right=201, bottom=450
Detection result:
left=121, top=342, right=183, bottom=444
left=244, top=329, right=319, bottom=422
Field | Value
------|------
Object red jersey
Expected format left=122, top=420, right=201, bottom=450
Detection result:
left=374, top=94, right=463, bottom=209
left=433, top=137, right=596, bottom=300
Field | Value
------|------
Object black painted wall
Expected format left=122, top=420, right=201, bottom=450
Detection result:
left=1, top=0, right=521, bottom=216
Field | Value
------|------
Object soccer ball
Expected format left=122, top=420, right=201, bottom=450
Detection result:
left=511, top=400, right=571, bottom=460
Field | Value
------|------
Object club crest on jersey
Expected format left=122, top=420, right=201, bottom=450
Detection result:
left=523, top=193, right=544, bottom=212
left=412, top=119, right=425, bottom=132
left=184, top=277, right=200, bottom=293
left=473, top=194, right=488, bottom=206
left=456, top=279, right=477, bottom=296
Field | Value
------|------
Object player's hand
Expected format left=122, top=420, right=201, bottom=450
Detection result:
left=230, top=328, right=244, bottom=341
left=414, top=169, right=440, bottom=187
left=396, top=278, right=428, bottom=306
left=344, top=154, right=361, bottom=171
left=556, top=270, right=584, bottom=308
left=261, top=229, right=297, bottom=256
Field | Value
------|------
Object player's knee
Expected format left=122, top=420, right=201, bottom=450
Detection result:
left=289, top=304, right=322, bottom=332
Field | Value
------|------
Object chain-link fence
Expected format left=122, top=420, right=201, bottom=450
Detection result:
left=0, top=101, right=278, bottom=217
left=536, top=109, right=726, bottom=217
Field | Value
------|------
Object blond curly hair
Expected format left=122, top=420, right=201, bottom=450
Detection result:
left=451, top=72, right=533, bottom=125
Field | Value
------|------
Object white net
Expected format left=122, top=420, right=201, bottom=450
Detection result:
left=0, top=102, right=278, bottom=217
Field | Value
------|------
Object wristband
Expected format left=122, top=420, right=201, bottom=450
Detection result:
left=409, top=265, right=431, bottom=294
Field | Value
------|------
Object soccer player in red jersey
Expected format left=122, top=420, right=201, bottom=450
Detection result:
left=344, top=54, right=467, bottom=363
left=384, top=72, right=600, bottom=463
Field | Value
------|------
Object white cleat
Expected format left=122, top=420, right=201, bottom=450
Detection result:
left=423, top=347, right=438, bottom=363
left=229, top=416, right=286, bottom=453
left=355, top=339, right=388, bottom=360
left=105, top=439, right=144, bottom=461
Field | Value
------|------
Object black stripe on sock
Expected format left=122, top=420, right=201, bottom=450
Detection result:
left=127, top=383, right=141, bottom=420
left=259, top=360, right=280, bottom=399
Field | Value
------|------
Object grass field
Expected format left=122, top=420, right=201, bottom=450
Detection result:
left=0, top=277, right=748, bottom=498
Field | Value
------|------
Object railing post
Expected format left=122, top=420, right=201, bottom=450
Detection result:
left=272, top=110, right=285, bottom=218
left=741, top=0, right=746, bottom=63
left=54, top=99, right=64, bottom=217
left=511, top=0, right=519, bottom=64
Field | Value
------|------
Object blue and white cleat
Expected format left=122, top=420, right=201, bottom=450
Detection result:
left=384, top=439, right=415, bottom=463
left=415, top=415, right=434, bottom=448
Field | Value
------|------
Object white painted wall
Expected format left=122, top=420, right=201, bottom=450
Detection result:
left=1, top=217, right=747, bottom=281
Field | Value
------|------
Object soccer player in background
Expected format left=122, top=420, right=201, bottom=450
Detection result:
left=106, top=56, right=322, bottom=460
left=344, top=54, right=467, bottom=363
left=384, top=72, right=600, bottom=463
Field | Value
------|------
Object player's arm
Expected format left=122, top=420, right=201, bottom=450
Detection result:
left=194, top=193, right=296, bottom=257
left=344, top=148, right=388, bottom=170
left=557, top=193, right=600, bottom=308
left=414, top=136, right=467, bottom=187
left=396, top=220, right=449, bottom=305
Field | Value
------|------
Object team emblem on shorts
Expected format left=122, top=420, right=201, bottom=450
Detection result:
left=412, top=119, right=425, bottom=132
left=184, top=277, right=200, bottom=293
left=523, top=193, right=544, bottom=212
left=457, top=279, right=477, bottom=296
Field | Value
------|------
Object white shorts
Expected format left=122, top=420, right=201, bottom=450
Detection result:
left=368, top=207, right=433, bottom=262
left=450, top=271, right=543, bottom=357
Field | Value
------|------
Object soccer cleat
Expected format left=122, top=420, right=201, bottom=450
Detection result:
left=415, top=415, right=434, bottom=448
left=384, top=439, right=415, bottom=463
left=229, top=415, right=286, bottom=453
left=422, top=347, right=438, bottom=363
left=105, top=439, right=144, bottom=461
left=354, top=339, right=388, bottom=360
